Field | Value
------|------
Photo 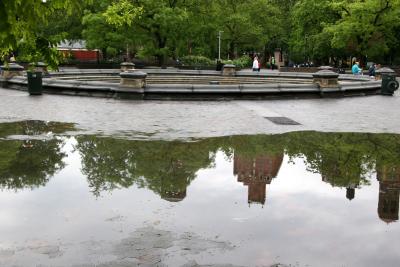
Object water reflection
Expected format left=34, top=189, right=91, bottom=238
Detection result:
left=73, top=132, right=400, bottom=223
left=377, top=164, right=400, bottom=222
left=234, top=152, right=283, bottom=205
left=75, top=136, right=217, bottom=198
left=1, top=121, right=400, bottom=223
left=0, top=121, right=75, bottom=191
left=0, top=140, right=66, bottom=190
left=0, top=120, right=76, bottom=138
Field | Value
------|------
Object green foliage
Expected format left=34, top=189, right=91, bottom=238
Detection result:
left=102, top=0, right=190, bottom=65
left=290, top=0, right=400, bottom=64
left=72, top=131, right=400, bottom=198
left=0, top=0, right=88, bottom=68
left=2, top=0, right=400, bottom=67
left=180, top=55, right=215, bottom=66
left=230, top=55, right=252, bottom=68
left=76, top=136, right=217, bottom=197
left=1, top=122, right=400, bottom=199
left=0, top=120, right=76, bottom=191
left=103, top=0, right=143, bottom=27
left=324, top=0, right=400, bottom=61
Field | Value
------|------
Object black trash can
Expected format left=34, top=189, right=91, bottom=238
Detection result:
left=27, top=71, right=42, bottom=95
left=216, top=60, right=223, bottom=71
left=381, top=73, right=399, bottom=96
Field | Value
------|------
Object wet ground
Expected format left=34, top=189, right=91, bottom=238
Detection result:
left=0, top=88, right=400, bottom=139
left=1, top=87, right=400, bottom=266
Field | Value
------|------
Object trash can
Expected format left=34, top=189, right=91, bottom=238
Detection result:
left=216, top=60, right=223, bottom=71
left=381, top=73, right=399, bottom=96
left=27, top=71, right=42, bottom=95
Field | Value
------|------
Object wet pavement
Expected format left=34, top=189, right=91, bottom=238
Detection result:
left=1, top=88, right=400, bottom=267
left=0, top=88, right=400, bottom=139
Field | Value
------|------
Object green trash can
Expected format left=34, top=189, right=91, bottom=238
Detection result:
left=27, top=71, right=43, bottom=95
left=381, top=73, right=399, bottom=96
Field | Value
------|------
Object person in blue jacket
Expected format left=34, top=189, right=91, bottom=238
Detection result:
left=352, top=62, right=362, bottom=75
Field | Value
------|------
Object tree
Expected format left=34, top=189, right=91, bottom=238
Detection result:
left=0, top=0, right=86, bottom=67
left=289, top=0, right=400, bottom=65
left=324, top=0, right=400, bottom=64
left=210, top=0, right=282, bottom=60
left=290, top=0, right=341, bottom=64
left=103, top=0, right=189, bottom=65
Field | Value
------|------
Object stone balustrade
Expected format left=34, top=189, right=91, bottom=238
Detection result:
left=222, top=64, right=236, bottom=76
left=0, top=63, right=24, bottom=79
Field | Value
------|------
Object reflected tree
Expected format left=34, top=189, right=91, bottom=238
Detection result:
left=0, top=140, right=66, bottom=190
left=283, top=132, right=400, bottom=190
left=76, top=136, right=218, bottom=198
left=0, top=120, right=76, bottom=138
left=0, top=120, right=74, bottom=191
left=76, top=132, right=400, bottom=201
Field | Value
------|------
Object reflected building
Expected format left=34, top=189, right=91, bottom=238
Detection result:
left=376, top=164, right=400, bottom=223
left=234, top=153, right=283, bottom=205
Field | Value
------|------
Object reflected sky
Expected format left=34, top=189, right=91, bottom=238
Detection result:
left=0, top=121, right=399, bottom=267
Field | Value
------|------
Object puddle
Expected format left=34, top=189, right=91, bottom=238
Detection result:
left=0, top=120, right=77, bottom=140
left=0, top=121, right=399, bottom=266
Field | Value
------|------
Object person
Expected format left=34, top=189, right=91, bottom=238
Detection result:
left=271, top=56, right=276, bottom=70
left=9, top=53, right=16, bottom=62
left=252, top=56, right=260, bottom=72
left=352, top=61, right=362, bottom=75
left=368, top=63, right=376, bottom=77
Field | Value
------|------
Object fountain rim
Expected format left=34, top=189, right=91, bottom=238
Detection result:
left=0, top=68, right=383, bottom=100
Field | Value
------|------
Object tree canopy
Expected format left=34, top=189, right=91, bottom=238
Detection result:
left=0, top=0, right=87, bottom=67
left=1, top=0, right=400, bottom=66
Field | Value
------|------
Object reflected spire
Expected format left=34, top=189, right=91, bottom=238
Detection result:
left=346, top=187, right=355, bottom=201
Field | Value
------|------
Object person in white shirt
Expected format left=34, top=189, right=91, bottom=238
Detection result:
left=252, top=56, right=260, bottom=72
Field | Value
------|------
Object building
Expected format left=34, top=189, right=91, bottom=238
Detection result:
left=57, top=40, right=101, bottom=62
left=272, top=49, right=286, bottom=68
left=234, top=153, right=283, bottom=205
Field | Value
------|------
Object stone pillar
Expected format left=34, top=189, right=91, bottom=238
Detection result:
left=318, top=66, right=334, bottom=71
left=0, top=63, right=24, bottom=79
left=222, top=64, right=236, bottom=76
left=35, top=62, right=48, bottom=75
left=120, top=71, right=147, bottom=90
left=312, top=69, right=339, bottom=89
left=29, top=62, right=49, bottom=76
left=375, top=67, right=395, bottom=81
left=120, top=62, right=135, bottom=72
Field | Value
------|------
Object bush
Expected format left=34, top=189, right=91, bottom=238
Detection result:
left=231, top=55, right=252, bottom=69
left=180, top=55, right=214, bottom=66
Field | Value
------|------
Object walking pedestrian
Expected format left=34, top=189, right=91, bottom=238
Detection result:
left=252, top=56, right=260, bottom=72
left=271, top=56, right=276, bottom=70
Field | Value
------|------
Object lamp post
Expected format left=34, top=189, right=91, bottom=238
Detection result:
left=218, top=31, right=223, bottom=61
